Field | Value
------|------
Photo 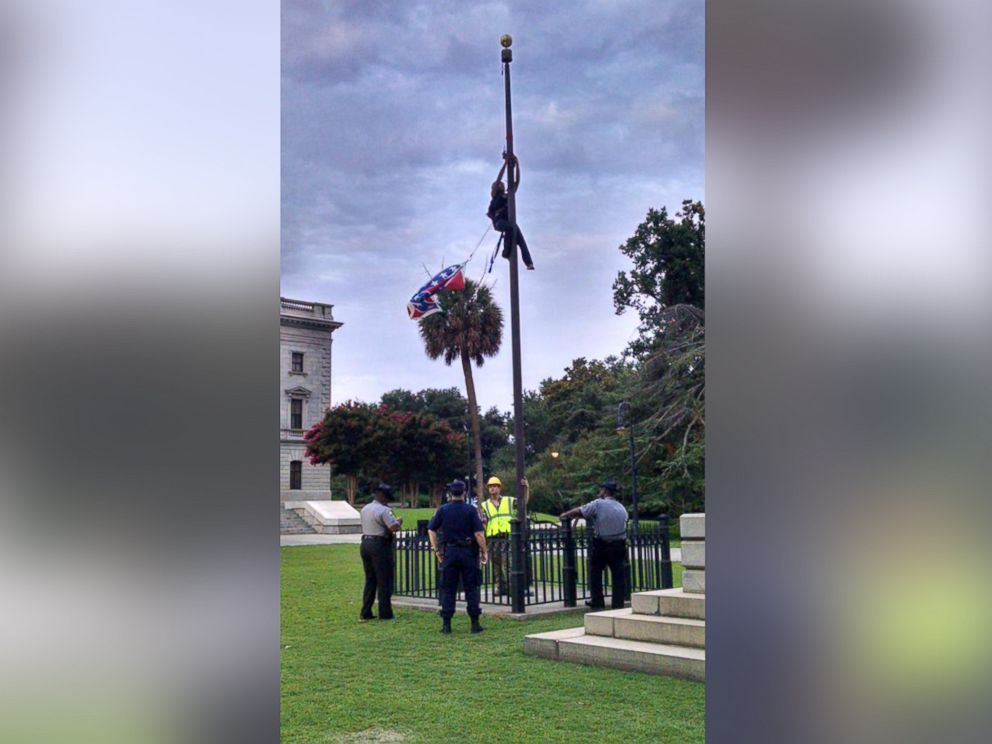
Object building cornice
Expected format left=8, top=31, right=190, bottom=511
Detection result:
left=280, top=297, right=344, bottom=332
left=280, top=315, right=343, bottom=332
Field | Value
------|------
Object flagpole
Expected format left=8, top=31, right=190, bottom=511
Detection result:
left=501, top=34, right=528, bottom=614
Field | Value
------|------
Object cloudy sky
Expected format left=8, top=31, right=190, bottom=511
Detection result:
left=282, top=0, right=703, bottom=412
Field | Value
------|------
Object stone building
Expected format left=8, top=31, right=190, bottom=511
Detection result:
left=279, top=297, right=343, bottom=500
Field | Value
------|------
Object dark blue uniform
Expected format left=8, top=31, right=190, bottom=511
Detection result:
left=428, top=501, right=485, bottom=621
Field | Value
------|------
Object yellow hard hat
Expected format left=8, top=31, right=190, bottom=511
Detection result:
left=486, top=476, right=502, bottom=487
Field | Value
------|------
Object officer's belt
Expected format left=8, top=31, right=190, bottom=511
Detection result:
left=444, top=538, right=476, bottom=547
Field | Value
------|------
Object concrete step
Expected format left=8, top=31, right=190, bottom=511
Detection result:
left=318, top=523, right=363, bottom=534
left=523, top=627, right=587, bottom=660
left=281, top=526, right=316, bottom=535
left=525, top=629, right=704, bottom=682
left=631, top=588, right=705, bottom=620
left=280, top=507, right=315, bottom=535
left=585, top=608, right=705, bottom=648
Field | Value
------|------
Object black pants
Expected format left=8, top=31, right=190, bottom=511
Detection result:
left=493, top=218, right=534, bottom=268
left=589, top=538, right=627, bottom=609
left=439, top=546, right=481, bottom=620
left=360, top=537, right=394, bottom=619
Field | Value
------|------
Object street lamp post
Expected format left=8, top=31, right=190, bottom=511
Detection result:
left=617, top=401, right=640, bottom=532
left=501, top=34, right=528, bottom=614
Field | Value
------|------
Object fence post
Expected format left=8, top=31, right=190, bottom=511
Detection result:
left=623, top=530, right=633, bottom=602
left=562, top=518, right=577, bottom=607
left=660, top=514, right=674, bottom=589
left=509, top=518, right=525, bottom=613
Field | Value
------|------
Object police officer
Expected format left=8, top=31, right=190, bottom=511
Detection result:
left=560, top=479, right=629, bottom=610
left=427, top=480, right=488, bottom=634
left=358, top=483, right=402, bottom=622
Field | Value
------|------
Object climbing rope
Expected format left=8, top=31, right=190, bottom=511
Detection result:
left=484, top=234, right=503, bottom=279
left=466, top=223, right=492, bottom=264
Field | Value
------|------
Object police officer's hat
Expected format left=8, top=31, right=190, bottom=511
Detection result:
left=447, top=479, right=467, bottom=495
left=374, top=482, right=393, bottom=496
left=599, top=479, right=619, bottom=494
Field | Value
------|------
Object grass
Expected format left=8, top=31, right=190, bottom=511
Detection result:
left=282, top=545, right=704, bottom=744
left=391, top=508, right=439, bottom=527
left=391, top=508, right=563, bottom=527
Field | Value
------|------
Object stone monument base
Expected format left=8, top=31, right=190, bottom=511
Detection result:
left=282, top=499, right=361, bottom=535
left=523, top=513, right=706, bottom=681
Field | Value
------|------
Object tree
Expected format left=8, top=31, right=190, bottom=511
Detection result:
left=499, top=199, right=707, bottom=519
left=613, top=199, right=706, bottom=515
left=381, top=387, right=471, bottom=427
left=613, top=199, right=704, bottom=353
left=379, top=388, right=420, bottom=413
left=303, top=401, right=379, bottom=504
left=479, top=406, right=510, bottom=469
left=419, top=279, right=504, bottom=502
left=371, top=408, right=465, bottom=507
left=415, top=414, right=466, bottom=507
left=419, top=388, right=471, bottom=424
left=305, top=402, right=465, bottom=507
left=539, top=356, right=631, bottom=444
left=628, top=304, right=705, bottom=515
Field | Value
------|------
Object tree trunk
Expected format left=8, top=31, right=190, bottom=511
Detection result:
left=461, top=351, right=486, bottom=503
left=346, top=475, right=357, bottom=505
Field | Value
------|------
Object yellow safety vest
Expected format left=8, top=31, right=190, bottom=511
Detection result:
left=482, top=497, right=515, bottom=538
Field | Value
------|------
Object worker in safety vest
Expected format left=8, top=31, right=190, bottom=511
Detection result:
left=480, top=475, right=525, bottom=596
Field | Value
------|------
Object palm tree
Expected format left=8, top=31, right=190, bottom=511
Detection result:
left=419, top=279, right=504, bottom=502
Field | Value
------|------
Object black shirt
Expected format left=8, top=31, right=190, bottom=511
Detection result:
left=428, top=501, right=484, bottom=546
left=487, top=193, right=508, bottom=225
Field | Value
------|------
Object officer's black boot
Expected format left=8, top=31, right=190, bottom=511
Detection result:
left=441, top=619, right=452, bottom=635
left=470, top=617, right=484, bottom=634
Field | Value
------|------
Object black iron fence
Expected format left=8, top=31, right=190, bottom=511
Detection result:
left=393, top=516, right=675, bottom=611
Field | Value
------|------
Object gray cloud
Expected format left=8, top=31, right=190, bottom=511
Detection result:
left=282, top=0, right=703, bottom=409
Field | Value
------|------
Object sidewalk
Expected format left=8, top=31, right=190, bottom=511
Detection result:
left=281, top=533, right=362, bottom=546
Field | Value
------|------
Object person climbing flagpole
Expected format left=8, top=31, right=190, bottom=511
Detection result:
left=500, top=34, right=529, bottom=614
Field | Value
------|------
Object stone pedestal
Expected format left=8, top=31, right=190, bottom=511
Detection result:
left=283, top=499, right=361, bottom=535
left=680, top=513, right=706, bottom=594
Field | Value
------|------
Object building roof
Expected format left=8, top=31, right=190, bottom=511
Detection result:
left=280, top=297, right=343, bottom=331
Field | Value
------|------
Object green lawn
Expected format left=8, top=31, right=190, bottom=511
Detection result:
left=282, top=545, right=704, bottom=744
left=391, top=508, right=439, bottom=527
